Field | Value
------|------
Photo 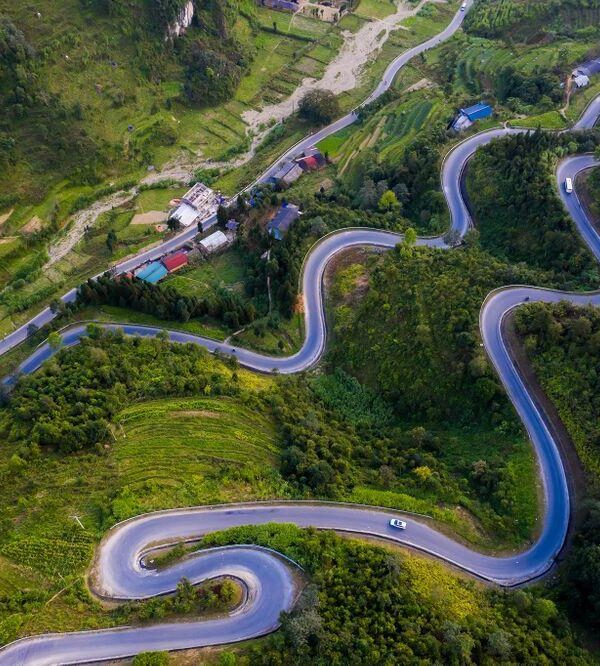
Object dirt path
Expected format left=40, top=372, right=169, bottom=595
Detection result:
left=46, top=188, right=138, bottom=266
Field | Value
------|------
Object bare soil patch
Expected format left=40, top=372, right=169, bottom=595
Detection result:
left=21, top=215, right=43, bottom=234
left=131, top=210, right=167, bottom=225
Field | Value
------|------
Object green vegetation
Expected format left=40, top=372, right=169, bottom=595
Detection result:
left=514, top=302, right=600, bottom=634
left=323, top=244, right=553, bottom=541
left=0, top=335, right=287, bottom=644
left=465, top=0, right=600, bottom=41
left=0, top=0, right=347, bottom=338
left=515, top=302, right=600, bottom=478
left=579, top=166, right=600, bottom=225
left=298, top=89, right=340, bottom=125
left=466, top=130, right=600, bottom=286
left=203, top=524, right=592, bottom=664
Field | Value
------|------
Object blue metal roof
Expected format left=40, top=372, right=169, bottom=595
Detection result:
left=136, top=261, right=168, bottom=284
left=461, top=103, right=493, bottom=121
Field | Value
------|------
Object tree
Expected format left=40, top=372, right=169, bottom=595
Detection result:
left=48, top=332, right=62, bottom=350
left=132, top=652, right=169, bottom=666
left=404, top=227, right=417, bottom=246
left=298, top=89, right=340, bottom=125
left=167, top=216, right=181, bottom=232
left=217, top=204, right=228, bottom=227
left=106, top=229, right=117, bottom=253
left=26, top=323, right=39, bottom=338
left=443, top=227, right=462, bottom=247
left=378, top=190, right=400, bottom=212
left=49, top=299, right=63, bottom=315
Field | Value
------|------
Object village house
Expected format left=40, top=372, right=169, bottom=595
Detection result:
left=267, top=204, right=300, bottom=240
left=451, top=102, right=493, bottom=132
left=169, top=182, right=221, bottom=230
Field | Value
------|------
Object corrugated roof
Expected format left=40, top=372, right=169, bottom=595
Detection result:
left=172, top=202, right=199, bottom=227
left=267, top=204, right=300, bottom=238
left=200, top=230, right=228, bottom=252
left=299, top=156, right=319, bottom=170
left=461, top=102, right=492, bottom=120
left=162, top=251, right=188, bottom=272
left=135, top=261, right=168, bottom=284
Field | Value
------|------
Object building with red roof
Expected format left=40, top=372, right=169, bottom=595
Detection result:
left=161, top=251, right=188, bottom=273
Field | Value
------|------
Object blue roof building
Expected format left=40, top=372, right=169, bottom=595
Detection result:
left=135, top=261, right=168, bottom=284
left=461, top=102, right=493, bottom=122
left=452, top=103, right=493, bottom=132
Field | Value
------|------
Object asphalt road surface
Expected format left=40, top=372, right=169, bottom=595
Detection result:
left=3, top=0, right=600, bottom=662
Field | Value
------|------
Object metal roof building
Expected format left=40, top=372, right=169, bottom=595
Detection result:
left=267, top=204, right=300, bottom=241
left=135, top=261, right=168, bottom=284
left=460, top=102, right=493, bottom=122
left=199, top=230, right=229, bottom=254
left=162, top=251, right=188, bottom=273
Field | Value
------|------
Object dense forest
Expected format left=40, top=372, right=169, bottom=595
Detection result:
left=6, top=327, right=242, bottom=454
left=273, top=372, right=530, bottom=540
left=514, top=301, right=600, bottom=632
left=466, top=131, right=600, bottom=287
left=2, top=324, right=530, bottom=540
left=204, top=524, right=592, bottom=664
left=328, top=242, right=552, bottom=424
left=78, top=273, right=256, bottom=330
left=334, top=122, right=451, bottom=235
left=514, top=302, right=600, bottom=480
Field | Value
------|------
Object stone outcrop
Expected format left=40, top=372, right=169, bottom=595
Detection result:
left=168, top=0, right=194, bottom=38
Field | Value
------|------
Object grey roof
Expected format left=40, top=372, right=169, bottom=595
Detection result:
left=268, top=205, right=300, bottom=235
left=577, top=59, right=600, bottom=76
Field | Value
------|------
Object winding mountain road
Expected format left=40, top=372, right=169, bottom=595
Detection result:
left=2, top=0, right=600, bottom=662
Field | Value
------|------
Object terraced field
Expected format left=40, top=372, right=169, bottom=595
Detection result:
left=0, top=381, right=289, bottom=644
left=114, top=396, right=282, bottom=511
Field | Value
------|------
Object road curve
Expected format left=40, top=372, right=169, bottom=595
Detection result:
left=3, top=4, right=600, bottom=665
left=2, top=140, right=599, bottom=666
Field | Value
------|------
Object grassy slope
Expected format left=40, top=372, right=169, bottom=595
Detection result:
left=0, top=360, right=287, bottom=644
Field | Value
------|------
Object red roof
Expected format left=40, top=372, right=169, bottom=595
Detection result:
left=162, top=251, right=188, bottom=272
left=299, top=156, right=318, bottom=170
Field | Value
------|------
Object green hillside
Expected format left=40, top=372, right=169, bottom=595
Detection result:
left=465, top=0, right=600, bottom=41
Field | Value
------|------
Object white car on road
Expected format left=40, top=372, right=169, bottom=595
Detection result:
left=389, top=518, right=407, bottom=529
left=565, top=177, right=573, bottom=194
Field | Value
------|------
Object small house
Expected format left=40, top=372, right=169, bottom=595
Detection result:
left=135, top=261, right=168, bottom=284
left=574, top=59, right=600, bottom=78
left=296, top=151, right=326, bottom=171
left=270, top=161, right=303, bottom=186
left=162, top=251, right=188, bottom=273
left=267, top=204, right=300, bottom=241
left=451, top=102, right=493, bottom=132
left=168, top=182, right=220, bottom=230
left=199, top=230, right=229, bottom=255
left=574, top=74, right=590, bottom=89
